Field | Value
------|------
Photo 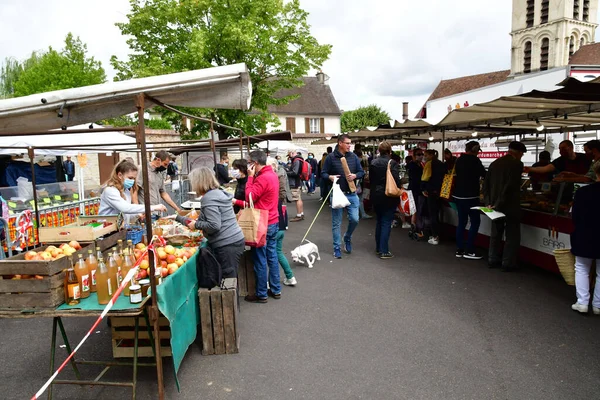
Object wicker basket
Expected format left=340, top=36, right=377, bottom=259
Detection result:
left=554, top=249, right=575, bottom=286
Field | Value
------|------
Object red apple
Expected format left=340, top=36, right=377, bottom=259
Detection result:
left=24, top=251, right=37, bottom=261
left=68, top=240, right=81, bottom=250
left=166, top=254, right=176, bottom=264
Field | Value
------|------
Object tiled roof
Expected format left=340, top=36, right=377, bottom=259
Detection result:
left=426, top=70, right=511, bottom=102
left=267, top=77, right=341, bottom=116
left=569, top=42, right=600, bottom=65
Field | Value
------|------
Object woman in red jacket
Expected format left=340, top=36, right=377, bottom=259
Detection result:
left=243, top=150, right=281, bottom=303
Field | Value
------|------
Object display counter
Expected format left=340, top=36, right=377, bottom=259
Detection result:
left=1, top=181, right=101, bottom=251
left=442, top=181, right=584, bottom=274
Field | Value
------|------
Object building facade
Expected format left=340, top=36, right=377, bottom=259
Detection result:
left=510, top=0, right=598, bottom=75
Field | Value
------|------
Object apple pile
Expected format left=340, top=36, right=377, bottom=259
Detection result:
left=130, top=243, right=197, bottom=279
left=23, top=241, right=82, bottom=261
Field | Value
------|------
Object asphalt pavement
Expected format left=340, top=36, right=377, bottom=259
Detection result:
left=0, top=194, right=598, bottom=400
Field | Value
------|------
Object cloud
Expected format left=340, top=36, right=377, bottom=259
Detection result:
left=1, top=0, right=598, bottom=122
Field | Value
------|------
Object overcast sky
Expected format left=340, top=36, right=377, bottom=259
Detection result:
left=1, top=0, right=598, bottom=121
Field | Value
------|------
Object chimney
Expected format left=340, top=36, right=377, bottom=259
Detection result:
left=316, top=70, right=327, bottom=84
left=402, top=102, right=409, bottom=121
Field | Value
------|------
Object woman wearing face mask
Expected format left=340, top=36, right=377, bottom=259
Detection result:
left=99, top=160, right=167, bottom=216
left=231, top=159, right=248, bottom=214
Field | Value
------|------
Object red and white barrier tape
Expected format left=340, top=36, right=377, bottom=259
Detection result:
left=31, top=235, right=166, bottom=400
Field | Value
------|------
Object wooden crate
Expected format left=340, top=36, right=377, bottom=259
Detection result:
left=39, top=215, right=118, bottom=243
left=110, top=316, right=172, bottom=358
left=0, top=243, right=94, bottom=309
left=198, top=278, right=239, bottom=355
left=94, top=229, right=127, bottom=253
left=237, top=250, right=255, bottom=297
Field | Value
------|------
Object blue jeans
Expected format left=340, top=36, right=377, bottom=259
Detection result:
left=309, top=174, right=316, bottom=193
left=252, top=223, right=281, bottom=298
left=375, top=206, right=396, bottom=254
left=331, top=193, right=360, bottom=250
left=454, top=197, right=481, bottom=253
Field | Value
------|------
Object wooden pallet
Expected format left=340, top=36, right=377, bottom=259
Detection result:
left=198, top=278, right=239, bottom=355
left=237, top=250, right=255, bottom=297
left=110, top=316, right=172, bottom=358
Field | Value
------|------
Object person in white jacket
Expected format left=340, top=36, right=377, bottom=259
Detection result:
left=99, top=160, right=167, bottom=216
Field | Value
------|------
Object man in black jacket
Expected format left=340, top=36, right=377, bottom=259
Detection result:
left=321, top=134, right=365, bottom=259
left=453, top=141, right=487, bottom=259
left=215, top=154, right=230, bottom=185
left=483, top=141, right=526, bottom=272
left=285, top=149, right=305, bottom=221
left=307, top=152, right=319, bottom=195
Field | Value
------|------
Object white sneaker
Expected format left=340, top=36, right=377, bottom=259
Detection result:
left=428, top=237, right=439, bottom=245
left=283, top=277, right=297, bottom=286
left=593, top=306, right=600, bottom=315
left=571, top=303, right=588, bottom=313
left=401, top=222, right=411, bottom=229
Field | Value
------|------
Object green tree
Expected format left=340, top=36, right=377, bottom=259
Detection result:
left=111, top=0, right=331, bottom=139
left=10, top=33, right=106, bottom=97
left=0, top=52, right=42, bottom=98
left=341, top=104, right=391, bottom=133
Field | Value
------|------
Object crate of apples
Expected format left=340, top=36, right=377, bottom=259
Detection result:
left=23, top=241, right=82, bottom=261
left=132, top=243, right=197, bottom=278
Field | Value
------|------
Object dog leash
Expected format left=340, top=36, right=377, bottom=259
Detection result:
left=299, top=184, right=335, bottom=245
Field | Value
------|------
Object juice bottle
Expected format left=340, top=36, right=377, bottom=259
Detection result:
left=112, top=251, right=123, bottom=288
left=127, top=240, right=137, bottom=265
left=74, top=254, right=90, bottom=299
left=86, top=249, right=98, bottom=293
left=96, top=257, right=111, bottom=305
left=121, top=247, right=134, bottom=297
left=64, top=260, right=80, bottom=306
left=96, top=246, right=103, bottom=262
left=106, top=252, right=119, bottom=295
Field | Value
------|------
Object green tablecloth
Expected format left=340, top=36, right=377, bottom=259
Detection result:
left=56, top=292, right=147, bottom=311
left=156, top=252, right=200, bottom=391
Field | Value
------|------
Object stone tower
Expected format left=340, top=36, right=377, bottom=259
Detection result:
left=510, top=0, right=598, bottom=75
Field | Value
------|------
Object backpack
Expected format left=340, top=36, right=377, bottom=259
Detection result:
left=196, top=247, right=223, bottom=288
left=298, top=159, right=312, bottom=181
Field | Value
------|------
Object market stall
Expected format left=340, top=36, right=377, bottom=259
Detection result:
left=371, top=78, right=600, bottom=275
left=0, top=62, right=252, bottom=400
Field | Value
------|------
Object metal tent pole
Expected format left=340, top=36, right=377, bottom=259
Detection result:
left=210, top=120, right=217, bottom=168
left=27, top=147, right=40, bottom=244
left=135, top=93, right=165, bottom=400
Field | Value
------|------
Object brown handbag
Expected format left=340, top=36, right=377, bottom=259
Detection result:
left=385, top=160, right=402, bottom=197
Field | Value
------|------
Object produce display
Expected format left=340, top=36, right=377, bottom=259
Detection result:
left=154, top=215, right=203, bottom=247
left=23, top=241, right=83, bottom=261
left=130, top=242, right=197, bottom=279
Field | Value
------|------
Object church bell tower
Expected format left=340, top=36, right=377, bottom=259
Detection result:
left=510, top=0, right=598, bottom=75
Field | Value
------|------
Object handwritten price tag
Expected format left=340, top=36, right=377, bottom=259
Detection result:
left=43, top=198, right=51, bottom=204
left=54, top=195, right=61, bottom=201
left=73, top=194, right=79, bottom=200
left=7, top=201, right=17, bottom=208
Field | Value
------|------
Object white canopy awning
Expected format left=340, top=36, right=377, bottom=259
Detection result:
left=0, top=123, right=141, bottom=156
left=0, top=63, right=252, bottom=134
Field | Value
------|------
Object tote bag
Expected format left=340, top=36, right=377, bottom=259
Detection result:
left=440, top=164, right=456, bottom=200
left=237, top=194, right=268, bottom=247
left=385, top=160, right=402, bottom=197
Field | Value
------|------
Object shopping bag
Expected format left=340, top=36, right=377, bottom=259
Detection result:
left=236, top=194, right=268, bottom=247
left=400, top=189, right=417, bottom=216
left=385, top=160, right=402, bottom=197
left=331, top=177, right=351, bottom=209
left=440, top=165, right=456, bottom=200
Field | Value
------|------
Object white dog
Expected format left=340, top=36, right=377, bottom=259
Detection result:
left=290, top=240, right=320, bottom=268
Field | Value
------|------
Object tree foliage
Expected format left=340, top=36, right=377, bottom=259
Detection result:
left=341, top=105, right=391, bottom=133
left=0, top=52, right=42, bottom=98
left=1, top=33, right=106, bottom=98
left=112, top=0, right=332, bottom=139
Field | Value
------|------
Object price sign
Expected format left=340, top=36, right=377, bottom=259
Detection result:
left=7, top=201, right=17, bottom=208
left=73, top=194, right=79, bottom=200
left=43, top=198, right=51, bottom=204
left=54, top=195, right=61, bottom=201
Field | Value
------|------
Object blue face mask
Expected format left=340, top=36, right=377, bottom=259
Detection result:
left=123, top=178, right=135, bottom=189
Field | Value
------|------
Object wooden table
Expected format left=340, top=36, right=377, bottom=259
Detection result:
left=0, top=296, right=155, bottom=400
